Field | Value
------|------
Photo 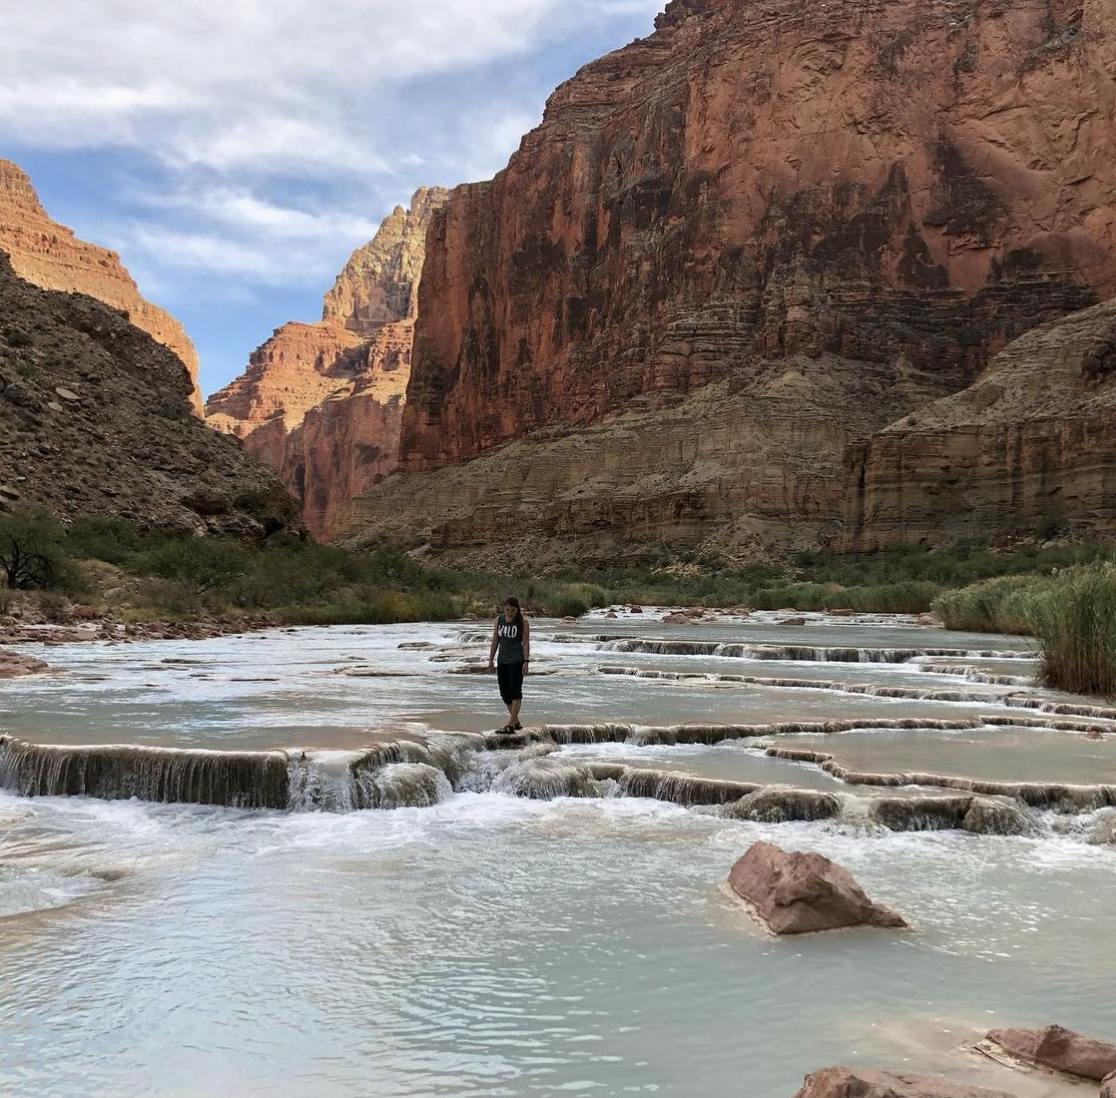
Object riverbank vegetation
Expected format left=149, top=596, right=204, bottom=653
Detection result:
left=1, top=507, right=1113, bottom=695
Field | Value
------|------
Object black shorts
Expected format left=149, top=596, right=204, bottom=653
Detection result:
left=497, top=661, right=524, bottom=703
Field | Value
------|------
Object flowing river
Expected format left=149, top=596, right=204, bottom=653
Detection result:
left=1, top=609, right=1114, bottom=1097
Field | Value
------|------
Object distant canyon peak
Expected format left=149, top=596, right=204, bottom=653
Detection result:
left=206, top=187, right=449, bottom=539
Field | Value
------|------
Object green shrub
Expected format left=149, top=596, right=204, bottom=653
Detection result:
left=1032, top=563, right=1116, bottom=697
left=132, top=539, right=253, bottom=589
left=64, top=515, right=144, bottom=564
left=827, top=581, right=941, bottom=614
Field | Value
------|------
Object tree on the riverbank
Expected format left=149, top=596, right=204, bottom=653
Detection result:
left=0, top=508, right=73, bottom=590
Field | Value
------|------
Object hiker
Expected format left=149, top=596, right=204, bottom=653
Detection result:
left=488, top=596, right=530, bottom=733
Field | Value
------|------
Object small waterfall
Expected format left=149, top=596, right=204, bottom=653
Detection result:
left=982, top=714, right=1115, bottom=735
left=616, top=768, right=759, bottom=806
left=1004, top=696, right=1116, bottom=721
left=920, top=665, right=1035, bottom=687
left=719, top=787, right=842, bottom=823
left=491, top=756, right=601, bottom=800
left=870, top=795, right=1037, bottom=836
left=2, top=734, right=471, bottom=812
left=761, top=741, right=1115, bottom=812
left=596, top=639, right=1030, bottom=663
left=0, top=735, right=289, bottom=808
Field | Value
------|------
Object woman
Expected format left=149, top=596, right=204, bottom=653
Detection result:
left=487, top=596, right=530, bottom=733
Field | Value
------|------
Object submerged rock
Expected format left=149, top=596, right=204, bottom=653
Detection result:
left=727, top=841, right=908, bottom=936
left=792, top=1066, right=1018, bottom=1098
left=985, top=1024, right=1116, bottom=1081
left=723, top=787, right=842, bottom=824
left=961, top=798, right=1037, bottom=837
left=1088, top=809, right=1116, bottom=846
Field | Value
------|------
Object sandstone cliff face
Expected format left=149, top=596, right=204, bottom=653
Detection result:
left=206, top=188, right=447, bottom=538
left=842, top=296, right=1116, bottom=550
left=344, top=0, right=1116, bottom=562
left=0, top=159, right=203, bottom=414
left=0, top=252, right=297, bottom=537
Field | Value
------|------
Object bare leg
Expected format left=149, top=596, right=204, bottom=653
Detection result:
left=509, top=698, right=522, bottom=727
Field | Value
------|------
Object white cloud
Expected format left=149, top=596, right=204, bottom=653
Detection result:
left=0, top=0, right=661, bottom=389
left=1, top=0, right=661, bottom=177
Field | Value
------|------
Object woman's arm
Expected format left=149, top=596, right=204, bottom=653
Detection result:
left=522, top=617, right=530, bottom=669
left=488, top=620, right=499, bottom=668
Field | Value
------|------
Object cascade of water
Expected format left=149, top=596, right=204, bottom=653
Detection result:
left=0, top=735, right=289, bottom=808
left=596, top=639, right=1030, bottom=662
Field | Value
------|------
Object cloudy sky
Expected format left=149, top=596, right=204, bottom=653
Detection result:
left=2, top=0, right=662, bottom=398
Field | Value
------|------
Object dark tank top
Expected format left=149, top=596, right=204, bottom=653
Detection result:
left=496, top=616, right=525, bottom=664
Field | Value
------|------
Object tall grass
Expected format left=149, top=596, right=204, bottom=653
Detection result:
left=1032, top=564, right=1116, bottom=698
left=931, top=575, right=1054, bottom=634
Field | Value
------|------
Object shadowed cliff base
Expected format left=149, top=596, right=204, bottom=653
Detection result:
left=0, top=254, right=298, bottom=539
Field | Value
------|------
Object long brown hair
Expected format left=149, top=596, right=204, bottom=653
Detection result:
left=502, top=596, right=523, bottom=630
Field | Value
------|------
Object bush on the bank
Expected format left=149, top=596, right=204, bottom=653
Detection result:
left=931, top=575, right=1053, bottom=634
left=1033, top=564, right=1116, bottom=698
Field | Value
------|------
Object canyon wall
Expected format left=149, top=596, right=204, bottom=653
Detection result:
left=0, top=252, right=297, bottom=537
left=340, top=0, right=1116, bottom=562
left=842, top=298, right=1116, bottom=550
left=0, top=159, right=202, bottom=414
left=207, top=188, right=447, bottom=538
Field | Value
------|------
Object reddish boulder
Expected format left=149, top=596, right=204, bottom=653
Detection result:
left=727, top=841, right=907, bottom=936
left=793, top=1067, right=1018, bottom=1098
left=985, top=1025, right=1116, bottom=1081
left=0, top=647, right=49, bottom=678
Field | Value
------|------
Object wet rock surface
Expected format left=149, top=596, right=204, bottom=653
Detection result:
left=727, top=840, right=908, bottom=936
left=792, top=1066, right=1020, bottom=1098
left=985, top=1025, right=1116, bottom=1082
left=0, top=646, right=49, bottom=678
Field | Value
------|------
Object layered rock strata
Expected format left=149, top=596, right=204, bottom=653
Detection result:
left=0, top=252, right=297, bottom=537
left=842, top=297, right=1116, bottom=549
left=342, top=0, right=1116, bottom=563
left=207, top=188, right=447, bottom=538
left=0, top=159, right=202, bottom=413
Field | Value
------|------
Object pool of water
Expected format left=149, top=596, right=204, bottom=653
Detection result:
left=2, top=791, right=1113, bottom=1098
left=1, top=613, right=1112, bottom=1098
left=786, top=725, right=1116, bottom=785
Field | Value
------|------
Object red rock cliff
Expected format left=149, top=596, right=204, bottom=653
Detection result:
left=404, top=0, right=1115, bottom=468
left=0, top=159, right=203, bottom=414
left=337, top=0, right=1116, bottom=563
left=206, top=187, right=448, bottom=538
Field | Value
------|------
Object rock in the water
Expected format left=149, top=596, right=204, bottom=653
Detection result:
left=724, top=787, right=841, bottom=824
left=727, top=841, right=908, bottom=936
left=792, top=1066, right=1018, bottom=1098
left=0, top=647, right=49, bottom=678
left=1088, top=809, right=1116, bottom=846
left=962, top=798, right=1037, bottom=837
left=985, top=1025, right=1116, bottom=1081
